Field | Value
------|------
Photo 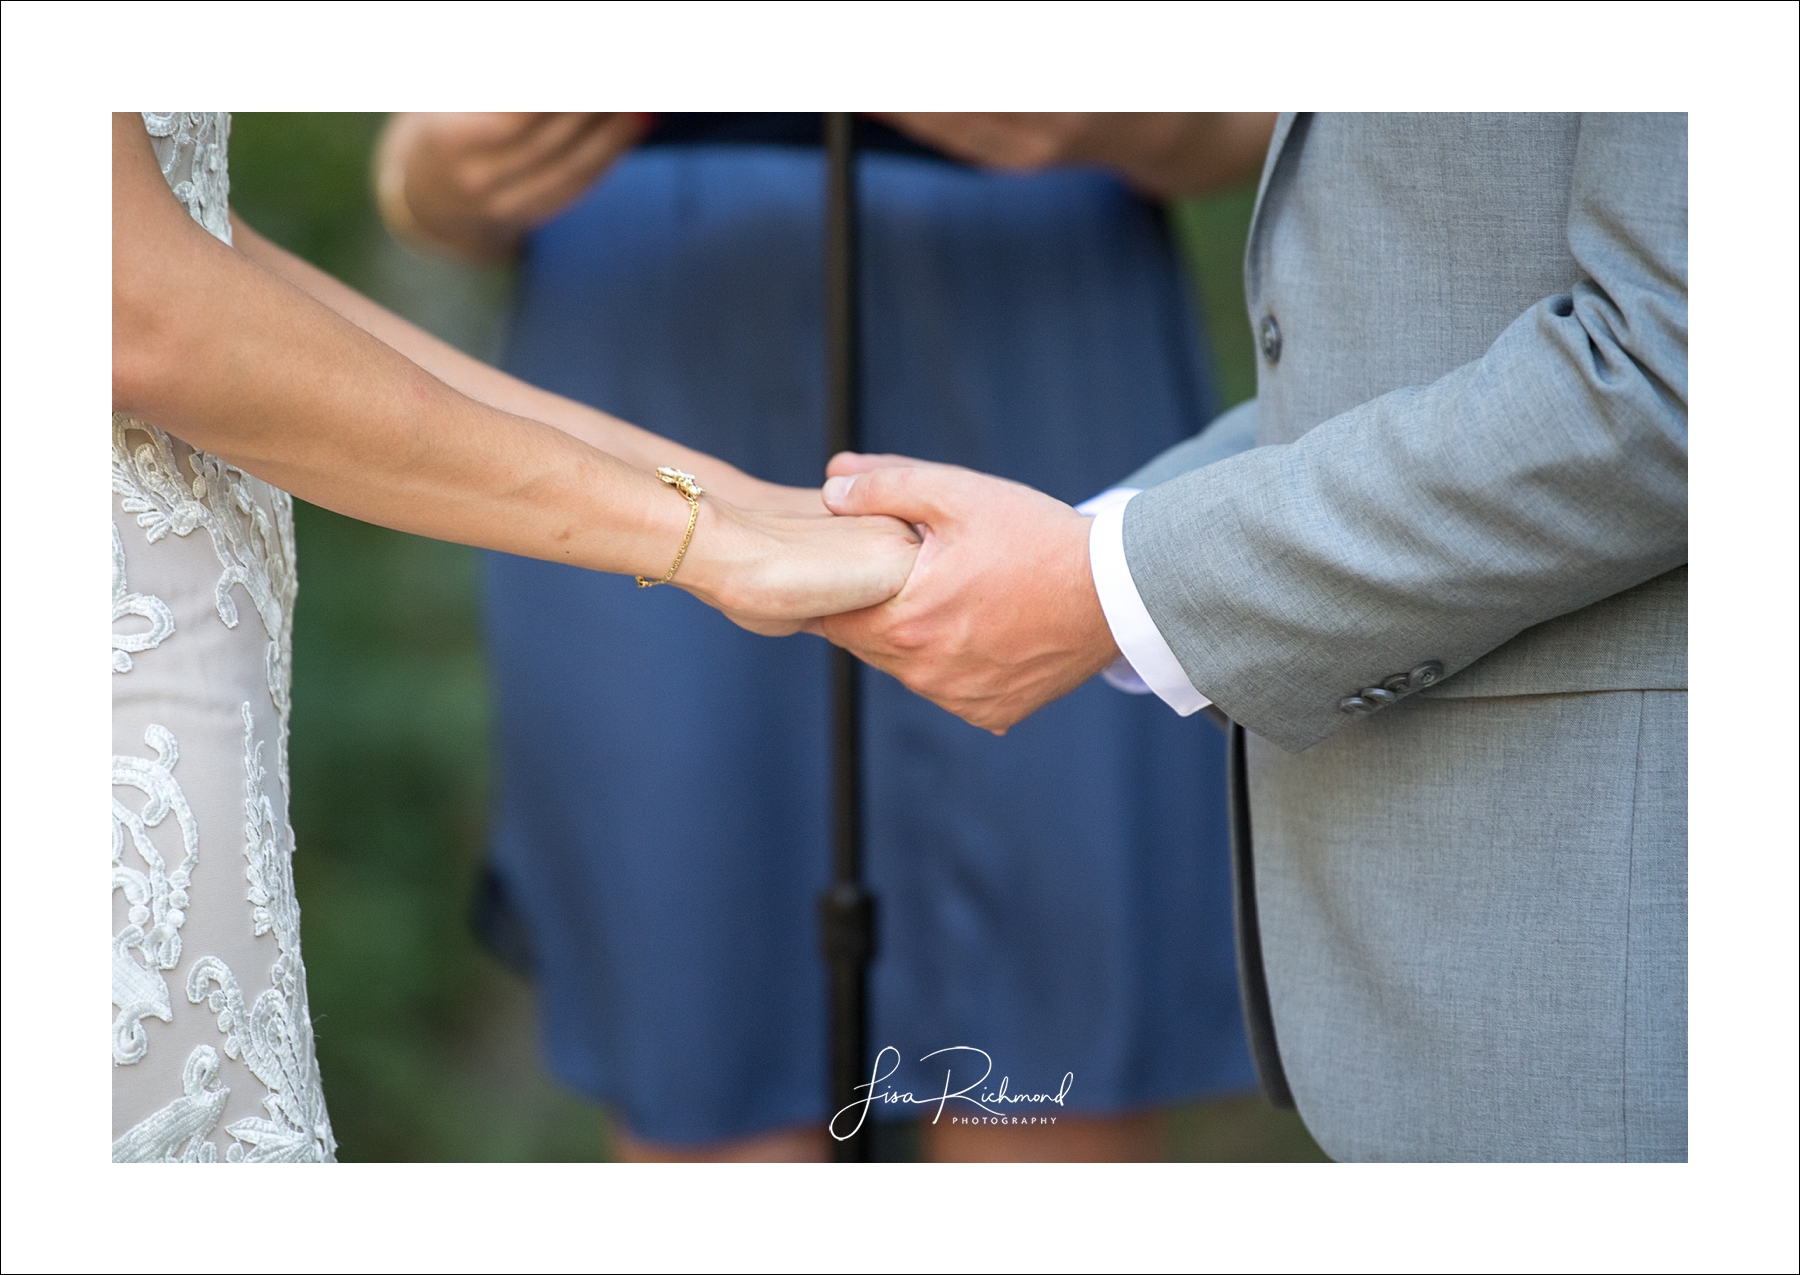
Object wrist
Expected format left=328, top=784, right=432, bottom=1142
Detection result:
left=667, top=495, right=754, bottom=608
left=1064, top=513, right=1123, bottom=676
left=748, top=478, right=830, bottom=516
left=698, top=469, right=825, bottom=517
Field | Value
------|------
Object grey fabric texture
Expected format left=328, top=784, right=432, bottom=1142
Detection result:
left=1246, top=689, right=1686, bottom=1161
left=1118, top=114, right=1687, bottom=1160
left=1423, top=564, right=1684, bottom=699
left=1123, top=396, right=1259, bottom=490
left=1124, top=113, right=1686, bottom=753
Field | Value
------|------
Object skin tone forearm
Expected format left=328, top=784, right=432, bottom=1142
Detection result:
left=229, top=217, right=822, bottom=516
left=116, top=114, right=693, bottom=581
left=112, top=113, right=914, bottom=626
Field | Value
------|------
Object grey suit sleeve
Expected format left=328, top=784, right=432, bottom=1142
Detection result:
left=1124, top=114, right=1687, bottom=752
left=1121, top=398, right=1259, bottom=490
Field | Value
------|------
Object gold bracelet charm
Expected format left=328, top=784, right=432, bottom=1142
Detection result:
left=636, top=467, right=706, bottom=588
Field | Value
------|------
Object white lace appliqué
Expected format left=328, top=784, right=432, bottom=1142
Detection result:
left=141, top=112, right=232, bottom=244
left=112, top=725, right=198, bottom=1066
left=111, top=708, right=336, bottom=1162
left=112, top=419, right=297, bottom=723
left=178, top=706, right=335, bottom=1162
left=113, top=109, right=332, bottom=1162
left=112, top=1046, right=232, bottom=1163
left=111, top=722, right=234, bottom=1163
left=113, top=522, right=175, bottom=672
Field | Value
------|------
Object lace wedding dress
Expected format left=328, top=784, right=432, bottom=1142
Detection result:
left=112, top=112, right=335, bottom=1161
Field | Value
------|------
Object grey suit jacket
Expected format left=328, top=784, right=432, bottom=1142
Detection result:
left=1122, top=114, right=1686, bottom=1161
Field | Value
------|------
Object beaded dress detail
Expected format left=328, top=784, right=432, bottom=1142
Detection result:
left=112, top=112, right=335, bottom=1162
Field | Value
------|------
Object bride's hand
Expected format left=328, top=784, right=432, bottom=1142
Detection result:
left=673, top=498, right=920, bottom=635
left=734, top=479, right=832, bottom=519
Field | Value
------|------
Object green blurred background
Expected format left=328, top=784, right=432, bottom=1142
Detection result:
left=231, top=112, right=1325, bottom=1163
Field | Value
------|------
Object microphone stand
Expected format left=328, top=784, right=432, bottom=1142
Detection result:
left=819, top=111, right=876, bottom=1163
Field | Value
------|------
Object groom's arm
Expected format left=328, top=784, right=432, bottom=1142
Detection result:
left=1081, top=397, right=1259, bottom=711
left=1117, top=398, right=1259, bottom=491
left=1119, top=114, right=1685, bottom=751
left=820, top=115, right=1686, bottom=748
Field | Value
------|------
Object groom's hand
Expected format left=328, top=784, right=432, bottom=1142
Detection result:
left=818, top=455, right=1120, bottom=734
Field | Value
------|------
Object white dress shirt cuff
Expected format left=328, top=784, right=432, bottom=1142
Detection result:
left=1080, top=488, right=1211, bottom=717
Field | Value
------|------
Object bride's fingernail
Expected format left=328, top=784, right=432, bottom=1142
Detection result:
left=822, top=476, right=855, bottom=506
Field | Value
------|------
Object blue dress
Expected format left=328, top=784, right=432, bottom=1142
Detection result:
left=482, top=117, right=1254, bottom=1145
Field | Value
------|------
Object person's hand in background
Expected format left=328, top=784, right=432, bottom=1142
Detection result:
left=878, top=112, right=1277, bottom=199
left=376, top=112, right=651, bottom=261
left=815, top=454, right=1119, bottom=732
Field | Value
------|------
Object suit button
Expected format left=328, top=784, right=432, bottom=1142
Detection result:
left=1259, top=314, right=1282, bottom=365
left=1408, top=661, right=1445, bottom=690
left=1339, top=695, right=1374, bottom=714
left=1382, top=675, right=1412, bottom=695
left=1360, top=687, right=1398, bottom=707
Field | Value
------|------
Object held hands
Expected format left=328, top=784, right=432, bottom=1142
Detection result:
left=669, top=492, right=922, bottom=638
left=653, top=454, right=1120, bottom=735
left=813, top=454, right=1121, bottom=733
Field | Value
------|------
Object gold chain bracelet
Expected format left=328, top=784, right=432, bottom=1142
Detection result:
left=636, top=467, right=706, bottom=587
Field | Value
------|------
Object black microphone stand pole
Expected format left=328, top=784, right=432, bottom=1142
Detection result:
left=819, top=111, right=875, bottom=1163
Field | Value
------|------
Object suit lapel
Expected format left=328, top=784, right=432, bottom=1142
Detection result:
left=1242, top=112, right=1305, bottom=306
left=1254, top=112, right=1300, bottom=212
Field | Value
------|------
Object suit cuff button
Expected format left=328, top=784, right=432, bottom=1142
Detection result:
left=1408, top=661, right=1445, bottom=690
left=1339, top=696, right=1375, bottom=714
left=1360, top=687, right=1398, bottom=707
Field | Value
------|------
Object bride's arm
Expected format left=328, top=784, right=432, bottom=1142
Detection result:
left=112, top=114, right=912, bottom=625
left=228, top=214, right=824, bottom=516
